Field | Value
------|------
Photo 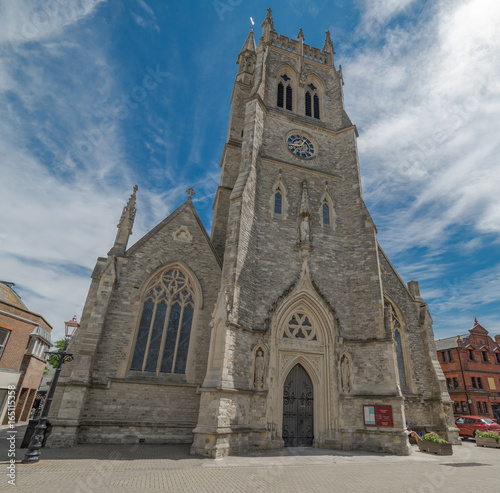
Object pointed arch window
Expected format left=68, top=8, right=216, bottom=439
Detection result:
left=274, top=187, right=282, bottom=214
left=131, top=268, right=195, bottom=375
left=386, top=300, right=408, bottom=390
left=305, top=83, right=320, bottom=120
left=313, top=94, right=320, bottom=119
left=305, top=92, right=312, bottom=117
left=322, top=200, right=330, bottom=225
left=286, top=85, right=293, bottom=111
left=277, top=82, right=284, bottom=108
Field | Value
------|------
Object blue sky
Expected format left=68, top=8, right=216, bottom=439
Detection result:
left=1, top=0, right=499, bottom=342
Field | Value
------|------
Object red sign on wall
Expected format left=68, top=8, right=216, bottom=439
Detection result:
left=363, top=405, right=393, bottom=427
left=375, top=405, right=393, bottom=427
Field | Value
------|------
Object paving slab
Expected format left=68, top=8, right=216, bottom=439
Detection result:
left=1, top=426, right=498, bottom=492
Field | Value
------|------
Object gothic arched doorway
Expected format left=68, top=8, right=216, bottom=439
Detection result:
left=282, top=363, right=314, bottom=446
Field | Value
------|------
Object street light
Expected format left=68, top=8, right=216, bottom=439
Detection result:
left=22, top=315, right=79, bottom=463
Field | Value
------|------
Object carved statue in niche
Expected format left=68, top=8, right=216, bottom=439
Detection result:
left=254, top=349, right=265, bottom=389
left=341, top=355, right=351, bottom=393
left=300, top=215, right=310, bottom=242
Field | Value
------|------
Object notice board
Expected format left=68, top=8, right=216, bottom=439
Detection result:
left=363, top=405, right=393, bottom=427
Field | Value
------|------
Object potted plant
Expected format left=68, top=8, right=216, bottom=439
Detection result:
left=417, top=432, right=453, bottom=455
left=475, top=430, right=500, bottom=448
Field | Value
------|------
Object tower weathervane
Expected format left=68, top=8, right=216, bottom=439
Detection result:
left=250, top=17, right=254, bottom=30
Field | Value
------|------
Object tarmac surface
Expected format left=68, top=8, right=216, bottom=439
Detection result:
left=1, top=425, right=498, bottom=492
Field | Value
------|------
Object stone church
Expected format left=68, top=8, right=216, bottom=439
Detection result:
left=48, top=10, right=458, bottom=457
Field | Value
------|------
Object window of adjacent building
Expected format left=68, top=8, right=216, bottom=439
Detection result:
left=471, top=377, right=477, bottom=389
left=454, top=402, right=460, bottom=413
left=453, top=377, right=459, bottom=389
left=461, top=402, right=468, bottom=413
left=468, top=349, right=474, bottom=360
left=130, top=268, right=195, bottom=375
left=441, top=351, right=447, bottom=363
left=482, top=351, right=488, bottom=363
left=447, top=350, right=453, bottom=362
left=482, top=402, right=488, bottom=414
left=446, top=378, right=452, bottom=390
left=496, top=352, right=500, bottom=364
left=0, top=328, right=10, bottom=359
left=477, top=377, right=483, bottom=389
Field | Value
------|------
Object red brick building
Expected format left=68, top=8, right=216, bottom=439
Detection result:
left=435, top=319, right=500, bottom=421
left=0, top=281, right=52, bottom=424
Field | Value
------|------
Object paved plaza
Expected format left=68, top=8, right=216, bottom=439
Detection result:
left=1, top=426, right=498, bottom=492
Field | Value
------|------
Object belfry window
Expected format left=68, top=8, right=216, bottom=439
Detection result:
left=130, top=268, right=195, bottom=374
left=286, top=85, right=292, bottom=111
left=305, top=83, right=320, bottom=119
left=277, top=82, right=284, bottom=108
left=274, top=188, right=282, bottom=214
left=313, top=94, right=320, bottom=119
left=305, top=92, right=312, bottom=117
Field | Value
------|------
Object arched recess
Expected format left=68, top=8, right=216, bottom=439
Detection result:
left=250, top=342, right=269, bottom=390
left=268, top=271, right=337, bottom=446
left=384, top=295, right=416, bottom=394
left=303, top=74, right=325, bottom=121
left=275, top=64, right=298, bottom=112
left=125, top=261, right=204, bottom=383
left=270, top=172, right=289, bottom=219
left=339, top=349, right=353, bottom=394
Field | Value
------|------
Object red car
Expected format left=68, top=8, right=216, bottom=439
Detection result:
left=455, top=415, right=500, bottom=438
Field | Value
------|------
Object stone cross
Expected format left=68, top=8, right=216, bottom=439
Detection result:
left=186, top=187, right=196, bottom=198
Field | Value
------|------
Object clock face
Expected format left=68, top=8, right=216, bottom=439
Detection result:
left=287, top=134, right=316, bottom=158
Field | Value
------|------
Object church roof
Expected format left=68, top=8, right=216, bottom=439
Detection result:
left=0, top=281, right=28, bottom=310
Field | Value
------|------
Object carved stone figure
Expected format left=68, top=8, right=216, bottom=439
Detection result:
left=254, top=350, right=265, bottom=389
left=300, top=215, right=310, bottom=242
left=341, top=356, right=350, bottom=393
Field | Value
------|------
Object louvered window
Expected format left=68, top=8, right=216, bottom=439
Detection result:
left=313, top=94, right=320, bottom=119
left=286, top=85, right=292, bottom=110
left=277, top=83, right=284, bottom=108
left=305, top=92, right=312, bottom=117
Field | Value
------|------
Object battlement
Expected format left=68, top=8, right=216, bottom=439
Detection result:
left=269, top=32, right=331, bottom=65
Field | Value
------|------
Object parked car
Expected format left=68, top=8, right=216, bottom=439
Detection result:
left=455, top=415, right=500, bottom=438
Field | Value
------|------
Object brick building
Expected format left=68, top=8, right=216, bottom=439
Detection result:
left=435, top=319, right=500, bottom=422
left=0, top=281, right=52, bottom=424
left=47, top=10, right=457, bottom=456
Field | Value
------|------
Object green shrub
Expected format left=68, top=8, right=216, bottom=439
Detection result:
left=475, top=430, right=500, bottom=442
left=420, top=432, right=449, bottom=444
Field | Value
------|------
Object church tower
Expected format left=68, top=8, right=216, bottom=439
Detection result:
left=192, top=10, right=458, bottom=457
left=46, top=10, right=457, bottom=456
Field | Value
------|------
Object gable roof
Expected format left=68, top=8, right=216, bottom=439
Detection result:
left=125, top=198, right=222, bottom=268
left=435, top=335, right=468, bottom=351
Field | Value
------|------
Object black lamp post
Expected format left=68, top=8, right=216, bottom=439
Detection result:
left=22, top=315, right=79, bottom=464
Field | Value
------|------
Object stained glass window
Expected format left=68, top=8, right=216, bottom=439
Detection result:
left=131, top=268, right=195, bottom=374
left=394, top=328, right=407, bottom=389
